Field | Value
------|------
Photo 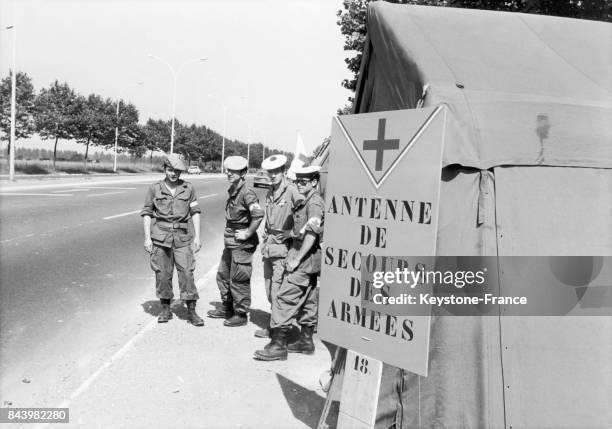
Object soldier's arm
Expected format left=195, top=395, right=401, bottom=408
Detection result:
left=143, top=215, right=152, bottom=250
left=189, top=186, right=202, bottom=251
left=141, top=186, right=155, bottom=252
left=244, top=191, right=264, bottom=238
left=294, top=232, right=317, bottom=260
left=287, top=196, right=324, bottom=271
left=192, top=213, right=201, bottom=252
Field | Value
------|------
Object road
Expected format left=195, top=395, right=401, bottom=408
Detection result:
left=0, top=174, right=268, bottom=409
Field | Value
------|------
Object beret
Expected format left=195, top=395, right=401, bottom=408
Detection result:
left=295, top=165, right=321, bottom=179
left=163, top=153, right=187, bottom=171
left=224, top=156, right=248, bottom=171
left=261, top=154, right=287, bottom=170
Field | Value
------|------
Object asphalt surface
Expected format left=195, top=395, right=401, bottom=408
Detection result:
left=0, top=174, right=260, bottom=409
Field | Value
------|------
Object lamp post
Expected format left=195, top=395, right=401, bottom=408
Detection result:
left=6, top=19, right=16, bottom=181
left=148, top=54, right=207, bottom=154
left=114, top=82, right=143, bottom=172
left=207, top=94, right=256, bottom=174
left=221, top=106, right=227, bottom=173
left=246, top=123, right=251, bottom=170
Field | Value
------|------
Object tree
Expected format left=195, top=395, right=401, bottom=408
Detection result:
left=113, top=100, right=140, bottom=153
left=73, top=94, right=115, bottom=167
left=450, top=0, right=611, bottom=20
left=138, top=118, right=172, bottom=164
left=0, top=71, right=37, bottom=154
left=249, top=142, right=264, bottom=169
left=35, top=80, right=80, bottom=170
left=337, top=0, right=611, bottom=109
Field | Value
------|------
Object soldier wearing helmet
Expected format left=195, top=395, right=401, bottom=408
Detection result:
left=141, top=153, right=204, bottom=326
left=208, top=156, right=264, bottom=327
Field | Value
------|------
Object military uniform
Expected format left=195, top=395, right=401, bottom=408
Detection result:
left=270, top=188, right=324, bottom=329
left=141, top=153, right=204, bottom=326
left=254, top=165, right=324, bottom=361
left=215, top=176, right=265, bottom=319
left=262, top=178, right=304, bottom=304
left=142, top=179, right=201, bottom=300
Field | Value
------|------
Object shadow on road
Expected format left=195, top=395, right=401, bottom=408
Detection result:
left=140, top=299, right=192, bottom=321
left=141, top=300, right=162, bottom=317
left=249, top=308, right=270, bottom=329
left=276, top=373, right=333, bottom=429
left=207, top=300, right=222, bottom=310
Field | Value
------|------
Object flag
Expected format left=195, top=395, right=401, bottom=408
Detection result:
left=287, top=132, right=309, bottom=180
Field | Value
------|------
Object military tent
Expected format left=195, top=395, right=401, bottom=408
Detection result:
left=322, top=3, right=611, bottom=428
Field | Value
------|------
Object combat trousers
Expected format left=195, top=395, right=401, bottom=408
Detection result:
left=270, top=268, right=319, bottom=329
left=150, top=244, right=198, bottom=300
left=216, top=247, right=255, bottom=314
left=263, top=257, right=286, bottom=305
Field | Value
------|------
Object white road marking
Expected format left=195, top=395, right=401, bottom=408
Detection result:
left=100, top=193, right=217, bottom=221
left=199, top=193, right=218, bottom=199
left=41, top=263, right=219, bottom=425
left=85, top=191, right=127, bottom=197
left=51, top=189, right=91, bottom=193
left=0, top=193, right=74, bottom=197
left=103, top=210, right=141, bottom=220
left=1, top=233, right=36, bottom=243
left=0, top=174, right=223, bottom=192
left=85, top=186, right=137, bottom=190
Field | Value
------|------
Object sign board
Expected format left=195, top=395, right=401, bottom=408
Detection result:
left=337, top=351, right=383, bottom=429
left=318, top=106, right=446, bottom=376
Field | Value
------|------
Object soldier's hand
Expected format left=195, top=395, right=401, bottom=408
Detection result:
left=144, top=238, right=153, bottom=253
left=278, top=230, right=292, bottom=241
left=235, top=229, right=249, bottom=241
left=193, top=237, right=202, bottom=253
left=286, top=256, right=299, bottom=272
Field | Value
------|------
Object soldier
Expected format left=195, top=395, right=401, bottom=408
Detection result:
left=254, top=165, right=324, bottom=361
left=208, top=156, right=264, bottom=327
left=255, top=154, right=304, bottom=338
left=141, top=153, right=204, bottom=326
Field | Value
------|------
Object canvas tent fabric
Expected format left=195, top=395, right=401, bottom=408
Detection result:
left=354, top=3, right=612, bottom=171
left=343, top=3, right=612, bottom=428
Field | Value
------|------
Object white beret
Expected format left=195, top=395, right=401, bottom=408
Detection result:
left=224, top=156, right=248, bottom=171
left=261, top=154, right=287, bottom=170
left=294, top=165, right=321, bottom=178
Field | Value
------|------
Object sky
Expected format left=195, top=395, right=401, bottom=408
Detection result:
left=0, top=0, right=353, bottom=155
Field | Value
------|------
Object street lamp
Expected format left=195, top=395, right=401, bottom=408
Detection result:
left=239, top=96, right=250, bottom=169
left=147, top=54, right=207, bottom=154
left=6, top=19, right=16, bottom=181
left=206, top=94, right=227, bottom=174
left=206, top=94, right=258, bottom=174
left=247, top=123, right=252, bottom=169
left=221, top=106, right=227, bottom=174
left=114, top=81, right=143, bottom=173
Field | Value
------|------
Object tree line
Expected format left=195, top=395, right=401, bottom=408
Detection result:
left=0, top=72, right=288, bottom=171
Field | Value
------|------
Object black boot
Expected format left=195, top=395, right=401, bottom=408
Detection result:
left=254, top=327, right=288, bottom=361
left=287, top=325, right=315, bottom=354
left=186, top=300, right=204, bottom=326
left=158, top=299, right=173, bottom=323
left=254, top=327, right=270, bottom=338
left=207, top=302, right=233, bottom=319
left=224, top=313, right=248, bottom=327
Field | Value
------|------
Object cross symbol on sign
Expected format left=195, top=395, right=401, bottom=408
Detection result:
left=362, top=118, right=400, bottom=171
